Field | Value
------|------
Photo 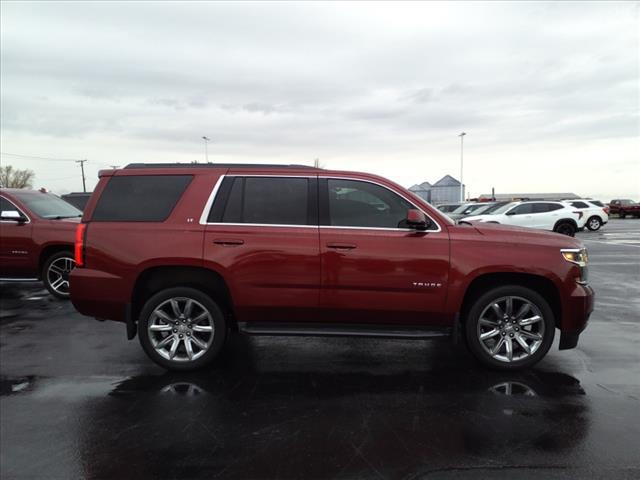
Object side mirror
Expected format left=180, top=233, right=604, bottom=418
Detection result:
left=1, top=210, right=25, bottom=222
left=406, top=209, right=429, bottom=230
left=505, top=210, right=516, bottom=216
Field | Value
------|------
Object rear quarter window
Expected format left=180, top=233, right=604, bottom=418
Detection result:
left=92, top=175, right=192, bottom=222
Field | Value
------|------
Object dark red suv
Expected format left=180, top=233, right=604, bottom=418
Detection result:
left=1, top=188, right=80, bottom=298
left=70, top=164, right=594, bottom=371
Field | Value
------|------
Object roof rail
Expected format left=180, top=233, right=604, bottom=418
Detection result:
left=123, top=163, right=319, bottom=170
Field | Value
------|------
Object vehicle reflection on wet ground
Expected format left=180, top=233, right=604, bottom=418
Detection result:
left=1, top=220, right=639, bottom=479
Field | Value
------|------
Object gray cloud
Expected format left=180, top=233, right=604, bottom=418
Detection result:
left=0, top=1, right=638, bottom=199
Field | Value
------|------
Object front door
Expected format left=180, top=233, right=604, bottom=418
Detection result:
left=318, top=178, right=450, bottom=326
left=203, top=175, right=321, bottom=324
left=0, top=196, right=34, bottom=277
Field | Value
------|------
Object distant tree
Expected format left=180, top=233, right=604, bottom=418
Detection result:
left=0, top=165, right=35, bottom=188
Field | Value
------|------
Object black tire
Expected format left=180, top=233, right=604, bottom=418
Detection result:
left=586, top=216, right=602, bottom=231
left=554, top=221, right=576, bottom=237
left=138, top=287, right=227, bottom=371
left=464, top=285, right=555, bottom=371
left=619, top=211, right=626, bottom=219
left=42, top=250, right=75, bottom=299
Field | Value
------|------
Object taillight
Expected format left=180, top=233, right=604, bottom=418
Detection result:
left=604, top=207, right=610, bottom=215
left=75, top=223, right=87, bottom=267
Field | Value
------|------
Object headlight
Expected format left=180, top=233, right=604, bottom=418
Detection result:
left=561, top=248, right=589, bottom=284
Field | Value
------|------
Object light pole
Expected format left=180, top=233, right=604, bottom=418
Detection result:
left=202, top=136, right=210, bottom=163
left=458, top=132, right=466, bottom=201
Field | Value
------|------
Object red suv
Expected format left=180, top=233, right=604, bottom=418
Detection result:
left=1, top=188, right=81, bottom=298
left=70, top=164, right=594, bottom=371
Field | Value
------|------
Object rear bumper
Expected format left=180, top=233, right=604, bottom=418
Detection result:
left=69, top=268, right=129, bottom=323
left=559, top=283, right=594, bottom=350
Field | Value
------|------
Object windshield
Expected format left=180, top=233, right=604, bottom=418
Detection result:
left=490, top=202, right=518, bottom=215
left=480, top=201, right=510, bottom=214
left=437, top=204, right=460, bottom=213
left=11, top=191, right=82, bottom=219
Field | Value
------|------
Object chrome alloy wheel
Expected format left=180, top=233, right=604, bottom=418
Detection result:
left=588, top=217, right=601, bottom=230
left=147, top=297, right=215, bottom=362
left=476, top=296, right=545, bottom=363
left=46, top=256, right=75, bottom=296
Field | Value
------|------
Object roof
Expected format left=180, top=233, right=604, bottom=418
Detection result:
left=478, top=192, right=580, bottom=200
left=124, top=163, right=319, bottom=170
left=433, top=175, right=461, bottom=187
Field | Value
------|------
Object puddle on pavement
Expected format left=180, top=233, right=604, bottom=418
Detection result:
left=0, top=376, right=36, bottom=396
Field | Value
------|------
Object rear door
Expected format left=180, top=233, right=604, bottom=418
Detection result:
left=533, top=202, right=567, bottom=229
left=203, top=175, right=320, bottom=324
left=318, top=177, right=449, bottom=325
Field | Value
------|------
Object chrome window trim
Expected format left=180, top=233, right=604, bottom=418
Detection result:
left=199, top=174, right=442, bottom=233
left=0, top=195, right=31, bottom=224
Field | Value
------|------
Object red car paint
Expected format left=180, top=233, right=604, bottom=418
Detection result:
left=70, top=165, right=593, bottom=359
left=0, top=188, right=78, bottom=279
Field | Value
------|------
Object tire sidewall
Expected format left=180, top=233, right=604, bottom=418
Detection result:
left=464, top=285, right=556, bottom=370
left=42, top=251, right=74, bottom=299
left=138, top=287, right=227, bottom=371
left=586, top=216, right=601, bottom=231
left=555, top=222, right=576, bottom=237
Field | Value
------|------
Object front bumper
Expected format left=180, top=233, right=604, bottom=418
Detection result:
left=559, top=283, right=594, bottom=350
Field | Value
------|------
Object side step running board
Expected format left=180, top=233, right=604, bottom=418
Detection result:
left=238, top=322, right=451, bottom=340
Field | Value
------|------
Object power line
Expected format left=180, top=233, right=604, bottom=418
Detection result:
left=0, top=152, right=82, bottom=162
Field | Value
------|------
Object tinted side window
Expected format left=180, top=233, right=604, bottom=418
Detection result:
left=531, top=203, right=554, bottom=213
left=570, top=201, right=589, bottom=209
left=510, top=204, right=533, bottom=215
left=546, top=204, right=564, bottom=212
left=217, top=177, right=310, bottom=225
left=1, top=197, right=18, bottom=212
left=326, top=179, right=413, bottom=228
left=589, top=200, right=604, bottom=207
left=92, top=175, right=192, bottom=222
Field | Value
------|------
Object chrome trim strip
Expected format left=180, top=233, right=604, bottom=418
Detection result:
left=198, top=176, right=225, bottom=225
left=0, top=278, right=39, bottom=282
left=199, top=174, right=443, bottom=233
left=0, top=195, right=32, bottom=224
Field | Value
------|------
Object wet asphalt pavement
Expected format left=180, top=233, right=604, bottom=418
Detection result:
left=1, top=219, right=639, bottom=479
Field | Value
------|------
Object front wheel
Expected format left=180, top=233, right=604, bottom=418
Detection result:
left=586, top=216, right=602, bottom=231
left=42, top=251, right=75, bottom=299
left=619, top=211, right=626, bottom=219
left=138, top=287, right=227, bottom=371
left=464, top=286, right=555, bottom=370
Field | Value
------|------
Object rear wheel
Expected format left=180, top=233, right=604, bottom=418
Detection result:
left=138, top=287, right=226, bottom=371
left=554, top=221, right=576, bottom=236
left=586, top=216, right=602, bottom=231
left=619, top=211, right=626, bottom=219
left=42, top=251, right=75, bottom=299
left=464, top=285, right=555, bottom=370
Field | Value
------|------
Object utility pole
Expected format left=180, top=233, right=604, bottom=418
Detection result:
left=458, top=132, right=466, bottom=201
left=202, top=136, right=210, bottom=163
left=76, top=159, right=87, bottom=193
left=109, top=165, right=119, bottom=169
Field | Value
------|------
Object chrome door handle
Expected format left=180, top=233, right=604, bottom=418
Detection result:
left=213, top=239, right=244, bottom=246
left=326, top=243, right=357, bottom=250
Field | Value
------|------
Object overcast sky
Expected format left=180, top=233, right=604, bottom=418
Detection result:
left=1, top=1, right=638, bottom=199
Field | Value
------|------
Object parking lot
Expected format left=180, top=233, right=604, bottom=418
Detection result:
left=1, top=219, right=638, bottom=479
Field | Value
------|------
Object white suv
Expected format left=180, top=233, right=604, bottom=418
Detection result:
left=462, top=201, right=587, bottom=236
left=567, top=200, right=609, bottom=231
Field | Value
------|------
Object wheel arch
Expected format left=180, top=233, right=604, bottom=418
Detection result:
left=459, top=272, right=562, bottom=329
left=38, top=243, right=74, bottom=277
left=131, top=265, right=236, bottom=333
left=553, top=218, right=578, bottom=230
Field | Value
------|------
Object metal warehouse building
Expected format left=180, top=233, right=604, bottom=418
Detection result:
left=409, top=175, right=464, bottom=205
